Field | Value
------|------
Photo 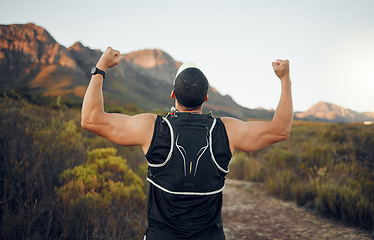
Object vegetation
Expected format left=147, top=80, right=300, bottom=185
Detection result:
left=2, top=90, right=374, bottom=239
left=0, top=93, right=148, bottom=239
left=56, top=148, right=146, bottom=239
left=229, top=121, right=374, bottom=231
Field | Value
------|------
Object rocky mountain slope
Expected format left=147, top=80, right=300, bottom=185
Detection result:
left=295, top=102, right=374, bottom=123
left=1, top=23, right=373, bottom=122
left=0, top=23, right=272, bottom=119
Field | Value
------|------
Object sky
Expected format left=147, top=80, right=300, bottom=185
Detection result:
left=1, top=0, right=374, bottom=112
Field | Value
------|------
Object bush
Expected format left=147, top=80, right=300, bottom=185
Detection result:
left=0, top=97, right=86, bottom=239
left=228, top=151, right=264, bottom=182
left=315, top=182, right=374, bottom=229
left=228, top=122, right=374, bottom=231
left=56, top=148, right=147, bottom=240
left=0, top=95, right=148, bottom=239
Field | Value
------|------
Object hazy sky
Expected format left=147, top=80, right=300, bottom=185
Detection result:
left=1, top=0, right=374, bottom=112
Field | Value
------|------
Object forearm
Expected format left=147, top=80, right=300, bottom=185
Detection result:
left=81, top=75, right=105, bottom=127
left=272, top=76, right=293, bottom=136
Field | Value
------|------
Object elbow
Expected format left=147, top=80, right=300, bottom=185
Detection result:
left=273, top=120, right=292, bottom=142
left=81, top=120, right=88, bottom=129
left=81, top=109, right=98, bottom=131
left=280, top=132, right=290, bottom=141
left=279, top=128, right=291, bottom=141
left=81, top=118, right=91, bottom=130
left=81, top=114, right=94, bottom=131
left=81, top=109, right=105, bottom=132
left=81, top=119, right=97, bottom=133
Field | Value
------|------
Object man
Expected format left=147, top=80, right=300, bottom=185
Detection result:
left=81, top=47, right=293, bottom=239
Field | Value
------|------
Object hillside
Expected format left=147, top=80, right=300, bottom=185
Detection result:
left=2, top=23, right=374, bottom=123
left=0, top=23, right=273, bottom=119
left=295, top=102, right=374, bottom=123
left=3, top=95, right=373, bottom=239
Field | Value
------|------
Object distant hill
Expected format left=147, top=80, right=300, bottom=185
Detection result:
left=295, top=102, right=374, bottom=123
left=0, top=23, right=273, bottom=119
left=2, top=23, right=373, bottom=123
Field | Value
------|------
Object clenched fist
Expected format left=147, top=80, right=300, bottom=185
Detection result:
left=272, top=59, right=290, bottom=80
left=96, top=47, right=126, bottom=71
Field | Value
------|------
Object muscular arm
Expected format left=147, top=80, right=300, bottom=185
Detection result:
left=222, top=59, right=293, bottom=153
left=81, top=47, right=156, bottom=153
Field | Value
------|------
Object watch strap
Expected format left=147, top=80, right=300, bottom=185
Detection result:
left=91, top=67, right=106, bottom=78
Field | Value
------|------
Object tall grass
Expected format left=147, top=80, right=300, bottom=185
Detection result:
left=228, top=122, right=374, bottom=231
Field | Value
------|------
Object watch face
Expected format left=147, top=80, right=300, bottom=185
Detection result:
left=91, top=67, right=97, bottom=74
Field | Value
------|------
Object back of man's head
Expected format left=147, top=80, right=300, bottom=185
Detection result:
left=173, top=62, right=209, bottom=109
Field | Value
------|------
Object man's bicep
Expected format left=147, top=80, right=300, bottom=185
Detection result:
left=233, top=121, right=275, bottom=152
left=223, top=118, right=286, bottom=152
left=86, top=113, right=156, bottom=147
left=243, top=121, right=288, bottom=151
left=109, top=113, right=156, bottom=147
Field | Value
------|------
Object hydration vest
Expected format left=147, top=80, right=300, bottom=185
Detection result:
left=146, top=112, right=229, bottom=195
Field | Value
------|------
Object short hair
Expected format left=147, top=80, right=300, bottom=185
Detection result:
left=173, top=63, right=209, bottom=108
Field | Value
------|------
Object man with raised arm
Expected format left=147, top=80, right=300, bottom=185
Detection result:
left=81, top=47, right=293, bottom=240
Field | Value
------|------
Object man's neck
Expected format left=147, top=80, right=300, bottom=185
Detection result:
left=175, top=108, right=202, bottom=114
left=174, top=101, right=203, bottom=114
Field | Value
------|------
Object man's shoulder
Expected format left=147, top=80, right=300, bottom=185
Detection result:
left=220, top=116, right=242, bottom=126
left=127, top=113, right=158, bottom=129
left=134, top=113, right=158, bottom=121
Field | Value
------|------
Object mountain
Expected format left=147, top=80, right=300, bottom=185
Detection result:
left=295, top=102, right=374, bottom=123
left=3, top=23, right=372, bottom=123
left=0, top=23, right=273, bottom=119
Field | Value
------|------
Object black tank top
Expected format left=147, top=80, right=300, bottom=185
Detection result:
left=145, top=112, right=232, bottom=240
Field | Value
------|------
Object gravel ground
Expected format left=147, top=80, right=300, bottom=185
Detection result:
left=222, top=179, right=374, bottom=240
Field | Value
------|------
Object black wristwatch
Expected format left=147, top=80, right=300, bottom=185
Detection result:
left=91, top=66, right=106, bottom=78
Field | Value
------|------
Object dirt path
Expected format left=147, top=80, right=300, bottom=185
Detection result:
left=222, top=179, right=373, bottom=240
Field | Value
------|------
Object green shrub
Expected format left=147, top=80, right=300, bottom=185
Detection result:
left=228, top=122, right=374, bottom=231
left=228, top=151, right=264, bottom=182
left=292, top=182, right=316, bottom=208
left=314, top=182, right=374, bottom=230
left=0, top=95, right=148, bottom=239
left=56, top=148, right=147, bottom=240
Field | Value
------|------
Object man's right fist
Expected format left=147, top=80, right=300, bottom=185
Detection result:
left=96, top=47, right=126, bottom=71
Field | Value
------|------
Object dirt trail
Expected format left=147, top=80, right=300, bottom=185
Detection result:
left=222, top=179, right=373, bottom=240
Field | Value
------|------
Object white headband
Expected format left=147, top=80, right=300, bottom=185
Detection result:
left=173, top=62, right=200, bottom=86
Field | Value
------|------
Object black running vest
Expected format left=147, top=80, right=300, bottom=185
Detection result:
left=145, top=112, right=232, bottom=240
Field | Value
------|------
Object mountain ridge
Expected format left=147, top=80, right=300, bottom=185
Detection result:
left=1, top=23, right=373, bottom=123
left=1, top=23, right=274, bottom=119
left=295, top=102, right=374, bottom=123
